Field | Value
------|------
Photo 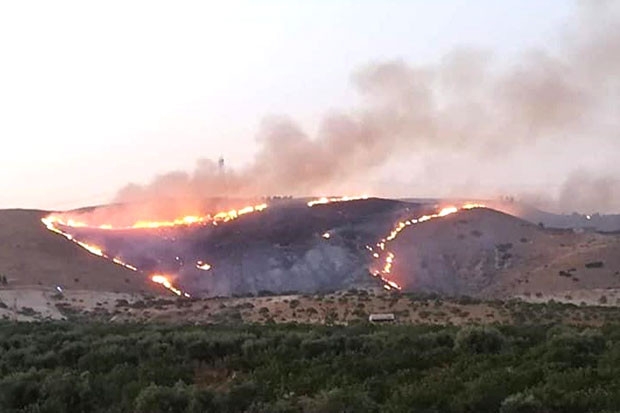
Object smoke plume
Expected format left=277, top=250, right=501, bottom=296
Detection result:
left=113, top=1, right=619, bottom=217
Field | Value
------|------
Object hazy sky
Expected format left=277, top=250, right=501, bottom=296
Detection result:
left=2, top=0, right=617, bottom=212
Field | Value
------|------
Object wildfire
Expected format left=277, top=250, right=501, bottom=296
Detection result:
left=43, top=214, right=196, bottom=296
left=41, top=196, right=486, bottom=297
left=462, top=203, right=485, bottom=210
left=41, top=216, right=138, bottom=272
left=196, top=261, right=212, bottom=271
left=151, top=274, right=190, bottom=297
left=40, top=203, right=271, bottom=296
left=43, top=203, right=268, bottom=231
left=369, top=203, right=485, bottom=291
left=307, top=195, right=369, bottom=207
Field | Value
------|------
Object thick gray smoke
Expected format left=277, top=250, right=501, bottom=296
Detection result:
left=116, top=1, right=620, bottom=216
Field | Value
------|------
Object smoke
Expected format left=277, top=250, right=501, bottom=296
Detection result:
left=557, top=172, right=620, bottom=214
left=113, top=1, right=619, bottom=216
left=520, top=171, right=620, bottom=215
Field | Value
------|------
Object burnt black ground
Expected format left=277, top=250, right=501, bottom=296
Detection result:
left=64, top=198, right=422, bottom=296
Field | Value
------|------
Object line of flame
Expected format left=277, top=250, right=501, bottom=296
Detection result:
left=44, top=203, right=268, bottom=231
left=151, top=274, right=190, bottom=297
left=42, top=216, right=139, bottom=272
left=307, top=195, right=369, bottom=207
left=369, top=204, right=485, bottom=291
left=40, top=203, right=270, bottom=295
left=42, top=217, right=195, bottom=297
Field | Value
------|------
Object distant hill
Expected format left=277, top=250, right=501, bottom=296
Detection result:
left=401, top=197, right=620, bottom=232
left=483, top=201, right=620, bottom=232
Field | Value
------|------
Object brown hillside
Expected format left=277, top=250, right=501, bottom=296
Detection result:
left=387, top=208, right=620, bottom=297
left=0, top=209, right=155, bottom=293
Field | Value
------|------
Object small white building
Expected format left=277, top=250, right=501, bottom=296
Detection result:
left=368, top=313, right=395, bottom=323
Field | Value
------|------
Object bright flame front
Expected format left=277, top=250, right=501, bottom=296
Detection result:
left=196, top=261, right=212, bottom=271
left=151, top=274, right=189, bottom=297
left=43, top=203, right=268, bottom=231
left=307, top=195, right=369, bottom=207
left=40, top=202, right=269, bottom=296
left=368, top=203, right=485, bottom=291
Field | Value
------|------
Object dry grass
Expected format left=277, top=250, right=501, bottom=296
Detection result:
left=0, top=209, right=157, bottom=293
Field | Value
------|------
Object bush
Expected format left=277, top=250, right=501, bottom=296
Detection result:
left=2, top=319, right=620, bottom=411
left=500, top=393, right=543, bottom=413
left=135, top=382, right=191, bottom=413
left=454, top=326, right=505, bottom=354
left=0, top=370, right=42, bottom=410
left=300, top=387, right=378, bottom=413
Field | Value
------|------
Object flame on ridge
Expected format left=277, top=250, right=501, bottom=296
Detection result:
left=307, top=195, right=368, bottom=207
left=369, top=203, right=485, bottom=291
left=43, top=203, right=268, bottom=231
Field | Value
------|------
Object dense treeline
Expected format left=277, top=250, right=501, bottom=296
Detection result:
left=1, top=321, right=620, bottom=412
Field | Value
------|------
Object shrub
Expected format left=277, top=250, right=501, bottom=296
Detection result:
left=455, top=326, right=505, bottom=354
left=135, top=382, right=191, bottom=413
left=500, top=393, right=543, bottom=413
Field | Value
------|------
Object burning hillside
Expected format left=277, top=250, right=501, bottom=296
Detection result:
left=2, top=197, right=619, bottom=300
left=367, top=204, right=485, bottom=291
left=37, top=196, right=491, bottom=297
left=41, top=201, right=270, bottom=296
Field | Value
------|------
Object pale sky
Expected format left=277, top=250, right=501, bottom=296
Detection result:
left=0, top=0, right=593, bottom=210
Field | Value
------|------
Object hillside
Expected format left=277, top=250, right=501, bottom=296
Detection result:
left=388, top=208, right=620, bottom=297
left=0, top=209, right=155, bottom=293
left=488, top=200, right=620, bottom=232
left=2, top=203, right=620, bottom=300
left=62, top=198, right=415, bottom=296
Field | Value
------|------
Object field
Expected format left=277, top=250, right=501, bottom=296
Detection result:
left=1, top=320, right=620, bottom=412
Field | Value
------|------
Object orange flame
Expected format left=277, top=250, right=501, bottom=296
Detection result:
left=41, top=216, right=138, bottom=272
left=462, top=203, right=486, bottom=210
left=307, top=195, right=369, bottom=207
left=41, top=203, right=270, bottom=297
left=196, top=261, right=212, bottom=271
left=151, top=274, right=189, bottom=297
left=369, top=203, right=485, bottom=291
left=43, top=203, right=268, bottom=231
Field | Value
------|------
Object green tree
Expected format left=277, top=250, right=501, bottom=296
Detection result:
left=500, top=393, right=543, bottom=413
left=454, top=326, right=505, bottom=354
left=135, top=382, right=191, bottom=413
